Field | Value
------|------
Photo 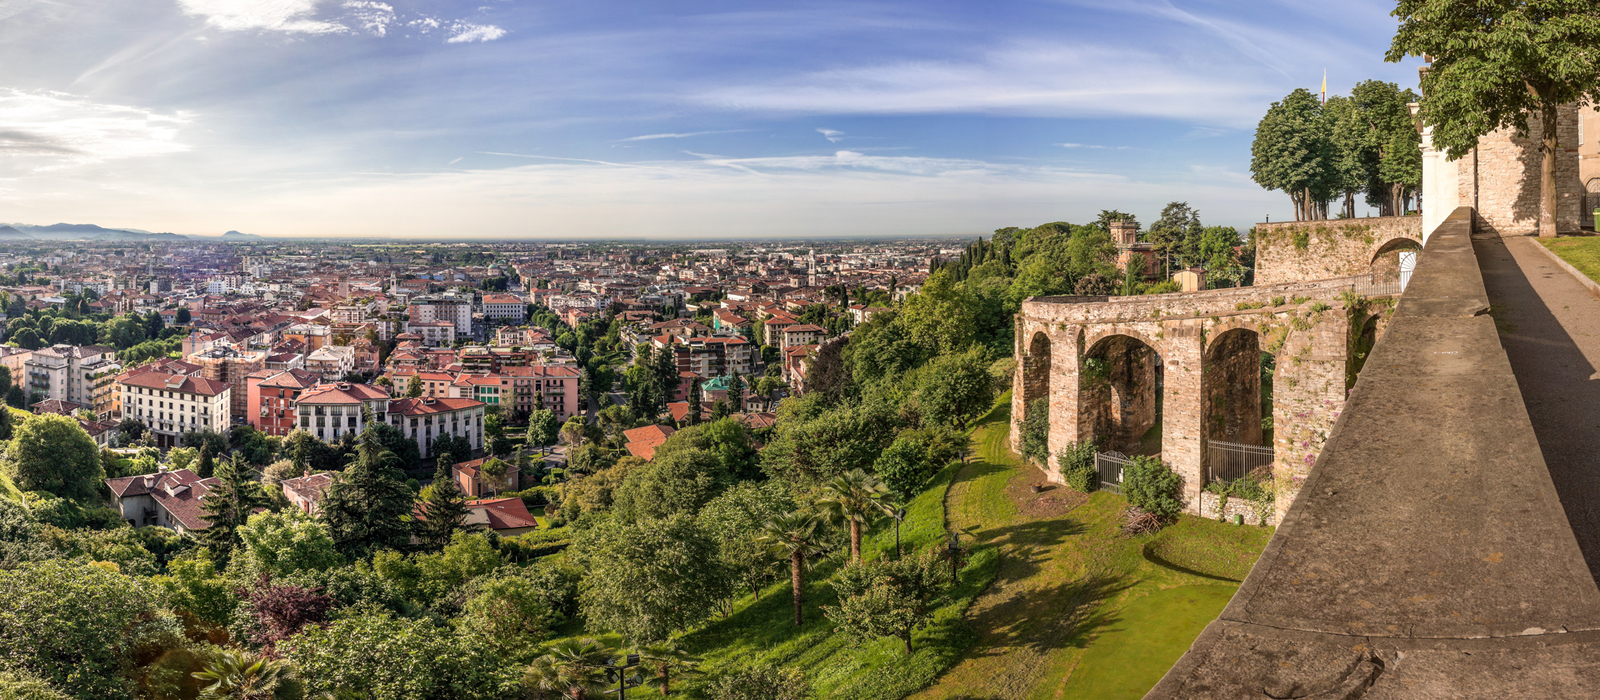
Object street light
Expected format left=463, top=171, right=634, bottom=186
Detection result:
left=603, top=653, right=642, bottom=699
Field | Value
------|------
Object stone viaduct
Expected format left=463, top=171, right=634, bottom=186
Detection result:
left=1011, top=215, right=1424, bottom=520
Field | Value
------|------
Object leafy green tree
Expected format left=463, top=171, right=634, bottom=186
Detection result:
left=570, top=515, right=729, bottom=643
left=705, top=664, right=809, bottom=700
left=1390, top=0, right=1600, bottom=236
left=151, top=550, right=237, bottom=629
left=404, top=374, right=422, bottom=398
left=526, top=408, right=559, bottom=450
left=4, top=413, right=101, bottom=502
left=814, top=469, right=889, bottom=563
left=758, top=511, right=828, bottom=627
left=611, top=447, right=728, bottom=523
left=175, top=307, right=191, bottom=325
left=0, top=560, right=165, bottom=700
left=699, top=482, right=793, bottom=601
left=917, top=347, right=996, bottom=428
left=484, top=411, right=510, bottom=456
left=458, top=567, right=569, bottom=663
left=1251, top=88, right=1336, bottom=221
left=319, top=427, right=415, bottom=558
left=0, top=498, right=52, bottom=570
left=760, top=397, right=899, bottom=484
left=234, top=510, right=343, bottom=579
left=824, top=547, right=949, bottom=653
left=285, top=608, right=511, bottom=699
left=195, top=445, right=215, bottom=479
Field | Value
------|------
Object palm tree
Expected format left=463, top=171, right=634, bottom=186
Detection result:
left=192, top=649, right=295, bottom=700
left=815, top=469, right=889, bottom=563
left=635, top=641, right=701, bottom=696
left=758, top=510, right=826, bottom=627
left=522, top=638, right=614, bottom=700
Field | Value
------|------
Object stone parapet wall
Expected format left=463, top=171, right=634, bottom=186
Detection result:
left=1198, top=491, right=1270, bottom=526
left=1254, top=216, right=1423, bottom=287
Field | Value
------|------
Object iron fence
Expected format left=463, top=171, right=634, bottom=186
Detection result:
left=1094, top=451, right=1132, bottom=494
left=1349, top=272, right=1404, bottom=297
left=1205, top=440, right=1274, bottom=485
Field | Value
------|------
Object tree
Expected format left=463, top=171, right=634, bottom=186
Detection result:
left=417, top=463, right=471, bottom=551
left=319, top=426, right=415, bottom=558
left=526, top=408, right=559, bottom=450
left=814, top=469, right=889, bottom=563
left=0, top=560, right=163, bottom=700
left=404, top=374, right=423, bottom=398
left=459, top=567, right=570, bottom=663
left=175, top=307, right=191, bottom=325
left=686, top=377, right=702, bottom=425
left=570, top=515, right=729, bottom=643
left=1251, top=89, right=1336, bottom=221
left=699, top=482, right=793, bottom=601
left=521, top=638, right=614, bottom=700
left=190, top=649, right=299, bottom=700
left=705, top=664, right=810, bottom=700
left=0, top=669, right=71, bottom=700
left=874, top=437, right=933, bottom=503
left=234, top=510, right=343, bottom=579
left=824, top=548, right=949, bottom=653
left=758, top=511, right=827, bottom=627
left=1123, top=455, right=1184, bottom=519
left=196, top=444, right=215, bottom=479
left=238, top=576, right=336, bottom=649
left=635, top=641, right=701, bottom=697
left=1390, top=0, right=1600, bottom=236
left=199, top=454, right=268, bottom=562
left=917, top=347, right=996, bottom=429
left=286, top=608, right=509, bottom=700
left=4, top=413, right=101, bottom=502
left=611, top=447, right=728, bottom=523
left=559, top=416, right=587, bottom=448
left=484, top=411, right=510, bottom=456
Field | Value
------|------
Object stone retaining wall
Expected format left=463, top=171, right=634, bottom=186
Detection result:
left=1254, top=216, right=1423, bottom=287
left=1198, top=491, right=1270, bottom=526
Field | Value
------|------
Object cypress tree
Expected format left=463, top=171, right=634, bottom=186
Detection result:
left=418, top=462, right=470, bottom=551
left=199, top=453, right=264, bottom=562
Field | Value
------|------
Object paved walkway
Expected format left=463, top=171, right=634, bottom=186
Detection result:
left=1477, top=234, right=1600, bottom=582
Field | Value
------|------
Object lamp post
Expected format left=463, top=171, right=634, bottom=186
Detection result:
left=604, top=653, right=642, bottom=700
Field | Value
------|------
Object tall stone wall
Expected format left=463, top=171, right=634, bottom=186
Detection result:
left=1468, top=105, right=1583, bottom=236
left=1254, top=216, right=1423, bottom=286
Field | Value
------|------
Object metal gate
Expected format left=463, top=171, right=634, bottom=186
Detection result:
left=1205, top=440, right=1274, bottom=485
left=1095, top=451, right=1132, bottom=494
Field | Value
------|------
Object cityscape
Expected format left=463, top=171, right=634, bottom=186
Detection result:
left=5, top=1, right=1600, bottom=700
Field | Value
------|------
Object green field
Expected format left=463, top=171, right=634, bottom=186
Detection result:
left=1542, top=236, right=1600, bottom=285
left=912, top=398, right=1273, bottom=700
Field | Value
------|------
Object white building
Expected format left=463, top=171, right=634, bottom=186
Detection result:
left=479, top=293, right=527, bottom=325
left=388, top=396, right=485, bottom=460
left=24, top=344, right=121, bottom=419
left=294, top=382, right=390, bottom=444
left=305, top=345, right=356, bottom=380
left=118, top=372, right=231, bottom=449
left=408, top=295, right=473, bottom=339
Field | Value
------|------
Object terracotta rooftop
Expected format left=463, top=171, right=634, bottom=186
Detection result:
left=623, top=424, right=676, bottom=461
left=119, top=372, right=229, bottom=396
left=389, top=396, right=484, bottom=416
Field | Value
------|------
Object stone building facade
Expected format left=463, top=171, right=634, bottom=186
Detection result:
left=1420, top=103, right=1583, bottom=237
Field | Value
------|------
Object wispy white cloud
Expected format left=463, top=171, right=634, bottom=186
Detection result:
left=617, top=129, right=746, bottom=142
left=816, top=128, right=845, bottom=143
left=447, top=22, right=505, bottom=43
left=695, top=42, right=1275, bottom=127
left=1058, top=143, right=1130, bottom=150
left=0, top=89, right=189, bottom=166
left=343, top=0, right=394, bottom=36
left=175, top=0, right=347, bottom=34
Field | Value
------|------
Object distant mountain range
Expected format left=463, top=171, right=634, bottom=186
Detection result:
left=0, top=223, right=264, bottom=242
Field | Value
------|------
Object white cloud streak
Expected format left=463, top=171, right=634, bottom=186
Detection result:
left=0, top=89, right=189, bottom=165
left=817, top=128, right=844, bottom=143
left=175, top=0, right=347, bottom=34
left=446, top=22, right=506, bottom=43
left=617, top=129, right=746, bottom=142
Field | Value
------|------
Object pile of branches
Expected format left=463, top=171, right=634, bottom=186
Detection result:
left=1120, top=506, right=1168, bottom=536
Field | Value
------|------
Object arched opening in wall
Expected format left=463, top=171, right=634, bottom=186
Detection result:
left=1080, top=334, right=1161, bottom=456
left=1370, top=238, right=1423, bottom=290
left=1018, top=332, right=1053, bottom=465
left=1586, top=178, right=1600, bottom=221
left=1347, top=313, right=1381, bottom=392
left=1202, top=328, right=1268, bottom=486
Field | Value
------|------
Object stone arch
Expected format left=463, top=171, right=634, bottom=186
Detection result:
left=1021, top=331, right=1052, bottom=418
left=1082, top=326, right=1162, bottom=360
left=1201, top=327, right=1264, bottom=484
left=1587, top=177, right=1600, bottom=215
left=1080, top=333, right=1161, bottom=454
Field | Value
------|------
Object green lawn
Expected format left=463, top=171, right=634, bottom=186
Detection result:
left=1542, top=236, right=1600, bottom=285
left=912, top=397, right=1273, bottom=700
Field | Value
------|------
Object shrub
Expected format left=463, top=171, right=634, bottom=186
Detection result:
left=706, top=664, right=810, bottom=700
left=1019, top=399, right=1050, bottom=467
left=1271, top=295, right=1286, bottom=307
left=1056, top=441, right=1097, bottom=494
left=1122, top=456, right=1183, bottom=519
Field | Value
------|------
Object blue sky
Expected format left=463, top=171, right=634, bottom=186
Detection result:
left=0, top=0, right=1425, bottom=238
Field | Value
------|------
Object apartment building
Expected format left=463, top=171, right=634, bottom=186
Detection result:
left=656, top=335, right=755, bottom=379
left=782, top=324, right=826, bottom=349
left=388, top=396, right=485, bottom=460
left=479, top=294, right=526, bottom=325
left=295, top=382, right=390, bottom=443
left=192, top=345, right=266, bottom=423
left=23, top=344, right=121, bottom=420
left=246, top=368, right=321, bottom=436
left=408, top=295, right=473, bottom=339
left=305, top=344, right=356, bottom=380
left=403, top=320, right=455, bottom=347
left=118, top=372, right=230, bottom=449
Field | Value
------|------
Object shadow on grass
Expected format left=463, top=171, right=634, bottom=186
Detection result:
left=966, top=572, right=1131, bottom=657
left=1140, top=543, right=1242, bottom=583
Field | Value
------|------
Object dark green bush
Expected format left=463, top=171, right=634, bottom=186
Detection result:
left=1056, top=441, right=1098, bottom=494
left=1122, top=456, right=1183, bottom=518
left=1019, top=399, right=1050, bottom=466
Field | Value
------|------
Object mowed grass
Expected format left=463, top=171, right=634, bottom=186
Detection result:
left=1542, top=236, right=1600, bottom=285
left=912, top=396, right=1274, bottom=700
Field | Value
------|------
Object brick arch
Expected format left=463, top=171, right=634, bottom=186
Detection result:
left=1368, top=230, right=1423, bottom=267
left=1079, top=330, right=1162, bottom=454
left=1205, top=318, right=1272, bottom=354
left=1082, top=325, right=1164, bottom=359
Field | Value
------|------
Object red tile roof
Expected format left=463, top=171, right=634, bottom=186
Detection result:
left=623, top=424, right=676, bottom=461
left=388, top=397, right=484, bottom=416
left=297, top=382, right=390, bottom=405
left=119, top=372, right=229, bottom=396
left=465, top=497, right=539, bottom=531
